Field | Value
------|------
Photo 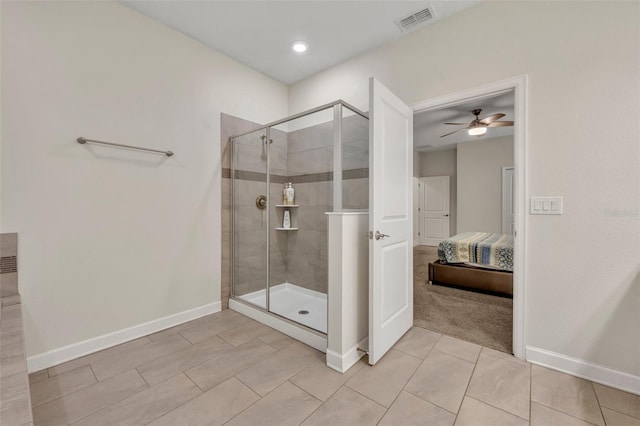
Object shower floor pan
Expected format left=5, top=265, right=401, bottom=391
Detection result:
left=237, top=283, right=327, bottom=333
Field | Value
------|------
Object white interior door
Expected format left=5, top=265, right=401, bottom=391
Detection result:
left=368, top=77, right=413, bottom=365
left=502, top=167, right=515, bottom=234
left=419, top=176, right=450, bottom=246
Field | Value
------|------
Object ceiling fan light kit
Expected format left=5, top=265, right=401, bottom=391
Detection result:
left=441, top=108, right=514, bottom=138
left=468, top=127, right=487, bottom=136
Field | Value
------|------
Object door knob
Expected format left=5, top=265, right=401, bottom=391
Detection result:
left=375, top=231, right=390, bottom=240
left=443, top=214, right=449, bottom=217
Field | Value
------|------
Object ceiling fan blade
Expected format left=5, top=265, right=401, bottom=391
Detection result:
left=487, top=121, right=514, bottom=127
left=440, top=127, right=469, bottom=138
left=479, top=113, right=505, bottom=124
left=444, top=122, right=469, bottom=125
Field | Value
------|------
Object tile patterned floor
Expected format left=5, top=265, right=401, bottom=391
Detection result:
left=29, top=310, right=640, bottom=426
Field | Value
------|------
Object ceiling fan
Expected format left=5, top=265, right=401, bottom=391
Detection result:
left=441, top=109, right=514, bottom=138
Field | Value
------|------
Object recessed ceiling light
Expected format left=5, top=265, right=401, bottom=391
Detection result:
left=291, top=41, right=308, bottom=53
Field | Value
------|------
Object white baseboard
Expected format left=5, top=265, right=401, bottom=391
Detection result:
left=527, top=346, right=640, bottom=395
left=27, top=302, right=221, bottom=373
left=326, top=337, right=368, bottom=373
left=229, top=298, right=327, bottom=353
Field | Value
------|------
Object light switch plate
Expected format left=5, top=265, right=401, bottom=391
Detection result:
left=530, top=196, right=563, bottom=215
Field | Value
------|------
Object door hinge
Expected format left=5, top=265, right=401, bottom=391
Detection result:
left=418, top=232, right=420, bottom=236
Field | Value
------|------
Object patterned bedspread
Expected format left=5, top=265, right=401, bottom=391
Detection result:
left=437, top=232, right=514, bottom=272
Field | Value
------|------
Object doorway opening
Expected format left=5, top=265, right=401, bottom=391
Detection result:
left=410, top=76, right=527, bottom=359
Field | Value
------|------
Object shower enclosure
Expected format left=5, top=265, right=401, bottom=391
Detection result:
left=229, top=100, right=368, bottom=346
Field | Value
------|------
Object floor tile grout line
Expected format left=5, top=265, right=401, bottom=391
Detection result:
left=343, top=380, right=392, bottom=411
left=430, top=347, right=478, bottom=365
left=456, top=346, right=481, bottom=419
left=529, top=357, right=533, bottom=422
left=29, top=364, right=108, bottom=410
left=591, top=380, right=608, bottom=425
left=135, top=366, right=152, bottom=388
left=463, top=396, right=532, bottom=423
left=137, top=373, right=204, bottom=426
left=374, top=342, right=441, bottom=422
left=462, top=352, right=532, bottom=421
left=179, top=316, right=255, bottom=345
left=401, top=388, right=459, bottom=416
left=57, top=369, right=151, bottom=426
left=479, top=346, right=526, bottom=366
left=532, top=402, right=601, bottom=426
left=531, top=399, right=605, bottom=426
left=287, top=380, right=327, bottom=425
left=600, top=406, right=640, bottom=422
left=464, top=394, right=531, bottom=422
left=219, top=375, right=282, bottom=426
left=88, top=363, right=99, bottom=383
left=48, top=337, right=157, bottom=377
left=149, top=311, right=226, bottom=340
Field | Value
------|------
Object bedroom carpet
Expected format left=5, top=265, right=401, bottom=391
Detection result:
left=413, top=245, right=513, bottom=354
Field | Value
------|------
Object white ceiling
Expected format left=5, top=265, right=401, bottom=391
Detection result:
left=119, top=1, right=479, bottom=85
left=414, top=91, right=515, bottom=151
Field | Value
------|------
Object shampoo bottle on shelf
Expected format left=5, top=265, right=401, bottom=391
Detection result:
left=284, top=182, right=295, bottom=205
left=283, top=210, right=291, bottom=229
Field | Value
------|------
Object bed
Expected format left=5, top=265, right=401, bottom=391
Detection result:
left=428, top=232, right=513, bottom=296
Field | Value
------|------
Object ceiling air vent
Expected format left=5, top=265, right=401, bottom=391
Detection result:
left=396, top=8, right=434, bottom=32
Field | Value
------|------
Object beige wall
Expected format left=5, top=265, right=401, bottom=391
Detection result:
left=289, top=2, right=640, bottom=379
left=1, top=2, right=288, bottom=357
left=418, top=149, right=457, bottom=236
left=457, top=137, right=513, bottom=234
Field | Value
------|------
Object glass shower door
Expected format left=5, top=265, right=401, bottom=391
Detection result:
left=268, top=108, right=334, bottom=333
left=231, top=129, right=269, bottom=308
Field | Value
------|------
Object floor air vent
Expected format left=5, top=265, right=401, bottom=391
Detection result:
left=396, top=8, right=434, bottom=32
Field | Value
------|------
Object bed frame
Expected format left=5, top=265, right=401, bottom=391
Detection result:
left=428, top=260, right=513, bottom=296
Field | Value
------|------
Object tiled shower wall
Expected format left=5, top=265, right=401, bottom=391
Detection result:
left=221, top=112, right=368, bottom=307
left=0, top=233, right=19, bottom=297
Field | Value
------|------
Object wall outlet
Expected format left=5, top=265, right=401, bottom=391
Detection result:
left=530, top=196, right=563, bottom=215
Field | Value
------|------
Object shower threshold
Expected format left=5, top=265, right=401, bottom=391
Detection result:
left=237, top=283, right=327, bottom=333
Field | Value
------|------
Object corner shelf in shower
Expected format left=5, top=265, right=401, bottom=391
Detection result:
left=275, top=205, right=299, bottom=208
left=275, top=227, right=299, bottom=231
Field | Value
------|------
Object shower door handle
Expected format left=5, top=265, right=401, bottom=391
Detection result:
left=375, top=231, right=389, bottom=240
